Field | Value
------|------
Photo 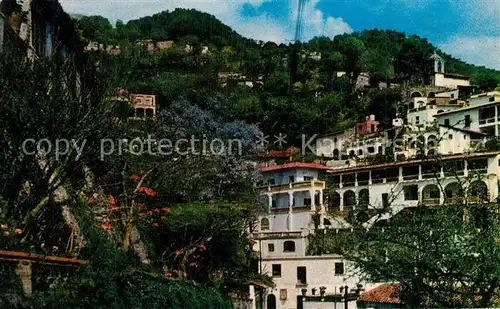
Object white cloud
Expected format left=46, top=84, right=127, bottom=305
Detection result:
left=290, top=0, right=352, bottom=41
left=439, top=35, right=500, bottom=70
left=60, top=0, right=352, bottom=43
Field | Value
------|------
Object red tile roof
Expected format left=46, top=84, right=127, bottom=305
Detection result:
left=358, top=283, right=401, bottom=304
left=260, top=150, right=296, bottom=158
left=260, top=162, right=329, bottom=172
left=443, top=72, right=470, bottom=79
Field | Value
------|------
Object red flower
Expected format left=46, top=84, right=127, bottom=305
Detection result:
left=107, top=195, right=116, bottom=205
left=138, top=213, right=145, bottom=217
left=101, top=224, right=112, bottom=230
left=183, top=272, right=188, bottom=277
left=137, top=204, right=143, bottom=210
left=138, top=186, right=156, bottom=197
left=110, top=206, right=120, bottom=211
left=146, top=211, right=153, bottom=215
left=199, top=244, right=207, bottom=252
left=152, top=223, right=159, bottom=228
left=162, top=207, right=171, bottom=212
left=165, top=271, right=173, bottom=277
left=129, top=175, right=141, bottom=181
left=153, top=208, right=160, bottom=213
left=190, top=262, right=197, bottom=267
left=174, top=250, right=182, bottom=256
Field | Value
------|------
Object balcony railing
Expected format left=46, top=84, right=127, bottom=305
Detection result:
left=421, top=199, right=440, bottom=206
left=479, top=117, right=497, bottom=125
left=259, top=180, right=325, bottom=193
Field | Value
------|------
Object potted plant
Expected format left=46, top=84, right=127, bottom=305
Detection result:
left=301, top=288, right=307, bottom=296
left=319, top=286, right=326, bottom=297
left=311, top=288, right=317, bottom=295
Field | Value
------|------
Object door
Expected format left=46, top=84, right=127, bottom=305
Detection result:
left=267, top=294, right=276, bottom=309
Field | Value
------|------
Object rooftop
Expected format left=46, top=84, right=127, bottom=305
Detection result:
left=358, top=283, right=401, bottom=304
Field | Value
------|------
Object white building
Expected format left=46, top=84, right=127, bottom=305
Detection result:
left=434, top=95, right=500, bottom=137
left=254, top=163, right=364, bottom=309
left=327, top=152, right=499, bottom=223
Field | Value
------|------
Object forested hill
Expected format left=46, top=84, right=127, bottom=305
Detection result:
left=76, top=8, right=499, bottom=81
left=77, top=8, right=259, bottom=50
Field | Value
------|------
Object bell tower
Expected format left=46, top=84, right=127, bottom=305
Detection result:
left=430, top=50, right=444, bottom=73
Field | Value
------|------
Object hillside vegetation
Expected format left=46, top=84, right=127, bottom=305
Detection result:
left=76, top=8, right=500, bottom=144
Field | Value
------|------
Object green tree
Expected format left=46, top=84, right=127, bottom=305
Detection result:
left=343, top=203, right=500, bottom=307
left=77, top=15, right=113, bottom=43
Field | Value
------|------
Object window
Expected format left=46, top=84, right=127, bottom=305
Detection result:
left=367, top=146, right=375, bottom=153
left=272, top=200, right=276, bottom=208
left=267, top=179, right=275, bottom=185
left=304, top=176, right=313, bottom=181
left=448, top=134, right=453, bottom=140
left=415, top=116, right=420, bottom=125
left=45, top=23, right=52, bottom=57
left=382, top=193, right=389, bottom=208
left=272, top=264, right=281, bottom=277
left=261, top=218, right=270, bottom=231
left=297, top=267, right=307, bottom=284
left=283, top=241, right=296, bottom=252
left=289, top=176, right=295, bottom=183
left=371, top=124, right=375, bottom=132
left=334, top=262, right=344, bottom=275
left=268, top=244, right=275, bottom=252
left=451, top=93, right=455, bottom=99
left=444, top=119, right=450, bottom=126
left=464, top=115, right=471, bottom=127
left=303, top=198, right=311, bottom=206
left=404, top=185, right=418, bottom=201
left=489, top=97, right=495, bottom=102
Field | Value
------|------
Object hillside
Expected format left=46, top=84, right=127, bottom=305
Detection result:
left=74, top=8, right=500, bottom=144
left=76, top=8, right=499, bottom=83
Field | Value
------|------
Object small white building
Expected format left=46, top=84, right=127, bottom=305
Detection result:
left=254, top=163, right=364, bottom=309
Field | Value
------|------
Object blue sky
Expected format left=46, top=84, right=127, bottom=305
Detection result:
left=60, top=0, right=499, bottom=69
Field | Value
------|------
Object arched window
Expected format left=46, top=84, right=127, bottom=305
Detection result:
left=357, top=149, right=363, bottom=156
left=409, top=102, right=415, bottom=110
left=283, top=241, right=295, bottom=252
left=358, top=189, right=369, bottom=209
left=260, top=218, right=270, bottom=231
left=333, top=149, right=340, bottom=160
left=428, top=92, right=436, bottom=98
left=468, top=181, right=488, bottom=202
left=343, top=190, right=356, bottom=208
left=411, top=92, right=422, bottom=98
left=323, top=218, right=332, bottom=226
left=330, top=192, right=341, bottom=210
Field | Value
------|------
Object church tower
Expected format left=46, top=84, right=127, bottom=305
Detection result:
left=430, top=50, right=445, bottom=73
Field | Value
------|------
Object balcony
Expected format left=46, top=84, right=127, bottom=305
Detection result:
left=259, top=180, right=325, bottom=193
left=420, top=199, right=440, bottom=207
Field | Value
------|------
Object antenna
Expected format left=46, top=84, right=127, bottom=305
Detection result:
left=294, top=0, right=308, bottom=42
